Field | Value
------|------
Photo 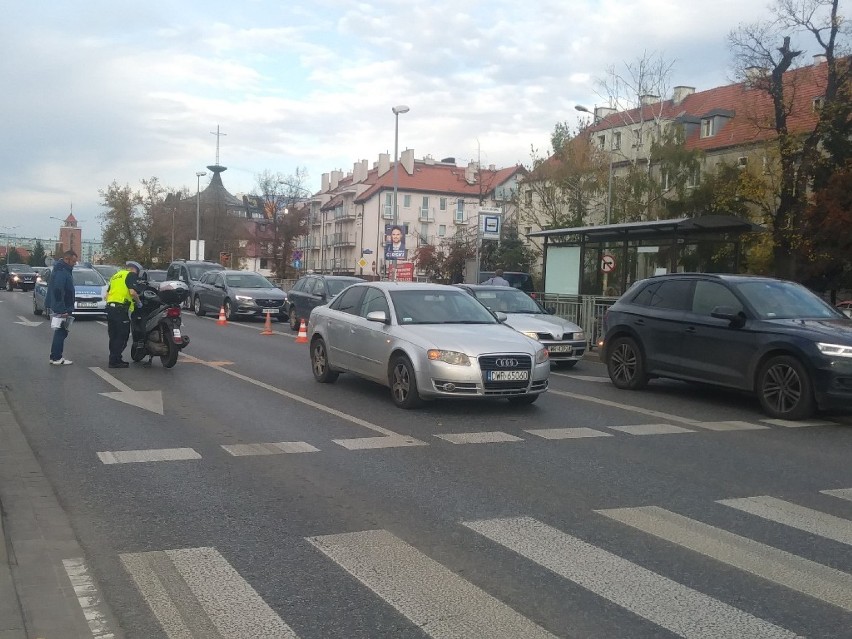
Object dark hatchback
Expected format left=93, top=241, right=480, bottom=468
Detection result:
left=286, top=275, right=362, bottom=331
left=602, top=273, right=852, bottom=420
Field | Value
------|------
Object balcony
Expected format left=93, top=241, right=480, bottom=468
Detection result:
left=329, top=232, right=356, bottom=247
left=333, top=206, right=357, bottom=221
left=453, top=215, right=468, bottom=225
left=418, top=209, right=434, bottom=222
left=311, top=214, right=323, bottom=226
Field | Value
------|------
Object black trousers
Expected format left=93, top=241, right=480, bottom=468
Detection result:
left=106, top=305, right=131, bottom=364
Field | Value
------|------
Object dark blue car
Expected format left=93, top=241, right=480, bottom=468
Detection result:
left=602, top=273, right=852, bottom=420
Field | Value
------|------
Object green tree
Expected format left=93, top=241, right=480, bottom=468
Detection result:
left=99, top=181, right=144, bottom=263
left=728, top=0, right=851, bottom=280
left=28, top=240, right=47, bottom=267
left=487, top=222, right=538, bottom=273
left=6, top=247, right=22, bottom=265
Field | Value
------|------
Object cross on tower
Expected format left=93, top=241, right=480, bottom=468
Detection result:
left=210, top=125, right=227, bottom=165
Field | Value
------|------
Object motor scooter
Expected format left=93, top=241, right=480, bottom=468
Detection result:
left=130, top=280, right=191, bottom=368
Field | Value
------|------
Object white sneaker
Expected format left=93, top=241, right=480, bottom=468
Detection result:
left=49, top=358, right=73, bottom=366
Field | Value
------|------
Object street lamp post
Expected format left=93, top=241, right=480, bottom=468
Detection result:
left=575, top=105, right=613, bottom=226
left=391, top=105, right=409, bottom=280
left=1, top=225, right=19, bottom=269
left=195, top=171, right=207, bottom=260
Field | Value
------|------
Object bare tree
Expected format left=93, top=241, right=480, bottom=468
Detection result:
left=728, top=0, right=851, bottom=279
left=252, top=168, right=311, bottom=278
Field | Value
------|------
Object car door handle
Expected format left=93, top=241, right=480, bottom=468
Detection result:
left=633, top=319, right=645, bottom=326
left=685, top=326, right=696, bottom=333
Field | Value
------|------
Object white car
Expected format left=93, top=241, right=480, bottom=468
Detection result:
left=458, top=285, right=587, bottom=368
left=309, top=282, right=550, bottom=408
left=33, top=267, right=108, bottom=318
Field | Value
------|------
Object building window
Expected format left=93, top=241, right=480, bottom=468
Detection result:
left=612, top=132, right=621, bottom=150
left=419, top=222, right=429, bottom=244
left=660, top=170, right=670, bottom=190
left=813, top=96, right=825, bottom=111
left=403, top=194, right=411, bottom=208
left=525, top=190, right=533, bottom=205
left=762, top=156, right=771, bottom=174
left=687, top=167, right=701, bottom=188
left=439, top=197, right=447, bottom=210
left=438, top=224, right=446, bottom=236
left=524, top=226, right=532, bottom=236
left=700, top=118, right=714, bottom=138
left=597, top=135, right=606, bottom=149
left=384, top=193, right=393, bottom=219
left=633, top=129, right=642, bottom=147
left=737, top=157, right=748, bottom=169
left=455, top=199, right=465, bottom=223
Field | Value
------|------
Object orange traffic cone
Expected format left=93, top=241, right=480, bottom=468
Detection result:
left=295, top=318, right=308, bottom=344
left=260, top=311, right=274, bottom=335
left=217, top=306, right=227, bottom=326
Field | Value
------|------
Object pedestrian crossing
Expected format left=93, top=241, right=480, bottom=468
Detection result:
left=93, top=417, right=844, bottom=464
left=119, top=487, right=852, bottom=638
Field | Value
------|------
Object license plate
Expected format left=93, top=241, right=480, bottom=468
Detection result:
left=77, top=302, right=98, bottom=308
left=172, top=328, right=182, bottom=343
left=263, top=307, right=278, bottom=313
left=487, top=370, right=529, bottom=382
left=548, top=345, right=573, bottom=353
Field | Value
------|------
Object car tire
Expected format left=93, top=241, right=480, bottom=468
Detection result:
left=508, top=394, right=540, bottom=405
left=757, top=355, right=814, bottom=420
left=311, top=337, right=339, bottom=383
left=33, top=298, right=42, bottom=316
left=289, top=309, right=299, bottom=331
left=606, top=336, right=648, bottom=390
left=389, top=355, right=422, bottom=409
left=193, top=296, right=206, bottom=317
left=224, top=299, right=235, bottom=321
left=6, top=281, right=12, bottom=292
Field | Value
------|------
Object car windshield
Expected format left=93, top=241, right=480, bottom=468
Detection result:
left=9, top=264, right=35, bottom=272
left=73, top=270, right=105, bottom=286
left=473, top=288, right=543, bottom=314
left=326, top=279, right=360, bottom=296
left=93, top=265, right=120, bottom=279
left=189, top=264, right=223, bottom=280
left=735, top=280, right=840, bottom=320
left=390, top=289, right=498, bottom=325
left=226, top=274, right=275, bottom=289
left=147, top=271, right=166, bottom=282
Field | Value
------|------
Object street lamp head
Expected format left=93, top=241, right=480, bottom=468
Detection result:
left=392, top=105, right=410, bottom=115
left=574, top=105, right=592, bottom=114
left=196, top=171, right=207, bottom=178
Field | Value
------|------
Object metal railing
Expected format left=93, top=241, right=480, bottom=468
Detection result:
left=534, top=293, right=618, bottom=349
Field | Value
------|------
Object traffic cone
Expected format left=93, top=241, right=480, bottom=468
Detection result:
left=260, top=311, right=274, bottom=335
left=295, top=318, right=308, bottom=344
left=217, top=306, right=227, bottom=326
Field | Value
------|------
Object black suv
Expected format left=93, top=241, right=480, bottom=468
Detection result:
left=1, top=264, right=38, bottom=291
left=286, top=275, right=362, bottom=331
left=166, top=259, right=225, bottom=308
left=602, top=273, right=852, bottom=420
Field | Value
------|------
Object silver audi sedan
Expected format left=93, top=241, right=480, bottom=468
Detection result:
left=457, top=285, right=587, bottom=368
left=308, top=282, right=550, bottom=408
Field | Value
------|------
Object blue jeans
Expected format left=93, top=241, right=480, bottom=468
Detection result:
left=50, top=325, right=68, bottom=361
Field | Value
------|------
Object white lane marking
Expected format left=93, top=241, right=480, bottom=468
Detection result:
left=718, top=496, right=852, bottom=546
left=761, top=419, right=837, bottom=428
left=552, top=373, right=611, bottom=382
left=548, top=389, right=700, bottom=425
left=434, top=431, right=524, bottom=444
left=122, top=547, right=298, bottom=638
left=199, top=314, right=294, bottom=337
left=63, top=557, right=117, bottom=638
left=96, top=321, right=108, bottom=327
left=822, top=488, right=852, bottom=502
left=308, top=529, right=556, bottom=639
left=693, top=421, right=768, bottom=431
left=598, top=506, right=852, bottom=613
left=221, top=441, right=319, bottom=456
left=97, top=448, right=201, bottom=464
left=464, top=516, right=795, bottom=639
left=609, top=423, right=695, bottom=435
left=525, top=427, right=612, bottom=439
left=333, top=436, right=429, bottom=450
left=180, top=353, right=424, bottom=444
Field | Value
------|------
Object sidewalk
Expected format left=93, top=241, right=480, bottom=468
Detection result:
left=0, top=390, right=120, bottom=638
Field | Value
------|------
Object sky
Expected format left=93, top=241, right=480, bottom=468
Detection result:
left=0, top=0, right=792, bottom=243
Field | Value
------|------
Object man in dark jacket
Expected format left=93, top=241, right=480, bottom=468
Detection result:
left=47, top=250, right=78, bottom=365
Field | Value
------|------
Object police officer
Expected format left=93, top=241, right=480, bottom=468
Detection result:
left=105, top=261, right=142, bottom=368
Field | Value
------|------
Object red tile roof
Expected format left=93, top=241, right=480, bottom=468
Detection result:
left=585, top=61, right=831, bottom=153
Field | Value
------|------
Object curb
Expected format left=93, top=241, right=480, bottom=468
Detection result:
left=0, top=390, right=121, bottom=638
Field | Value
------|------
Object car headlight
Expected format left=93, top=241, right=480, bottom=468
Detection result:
left=573, top=332, right=585, bottom=341
left=817, top=342, right=852, bottom=358
left=535, top=347, right=550, bottom=364
left=427, top=350, right=471, bottom=366
left=522, top=331, right=539, bottom=341
left=235, top=295, right=253, bottom=302
left=12, top=275, right=19, bottom=281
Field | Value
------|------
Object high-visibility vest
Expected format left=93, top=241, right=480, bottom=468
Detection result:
left=106, top=269, right=135, bottom=310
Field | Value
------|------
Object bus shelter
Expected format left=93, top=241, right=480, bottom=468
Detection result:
left=529, top=215, right=764, bottom=297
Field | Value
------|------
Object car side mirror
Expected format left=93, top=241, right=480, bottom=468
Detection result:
left=215, top=283, right=225, bottom=290
left=494, top=311, right=508, bottom=323
left=545, top=305, right=556, bottom=314
left=366, top=310, right=389, bottom=324
left=711, top=305, right=746, bottom=328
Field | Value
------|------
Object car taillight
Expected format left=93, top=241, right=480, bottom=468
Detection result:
left=166, top=307, right=181, bottom=318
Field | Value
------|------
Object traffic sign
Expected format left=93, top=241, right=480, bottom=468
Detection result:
left=601, top=254, right=616, bottom=273
left=357, top=257, right=367, bottom=269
